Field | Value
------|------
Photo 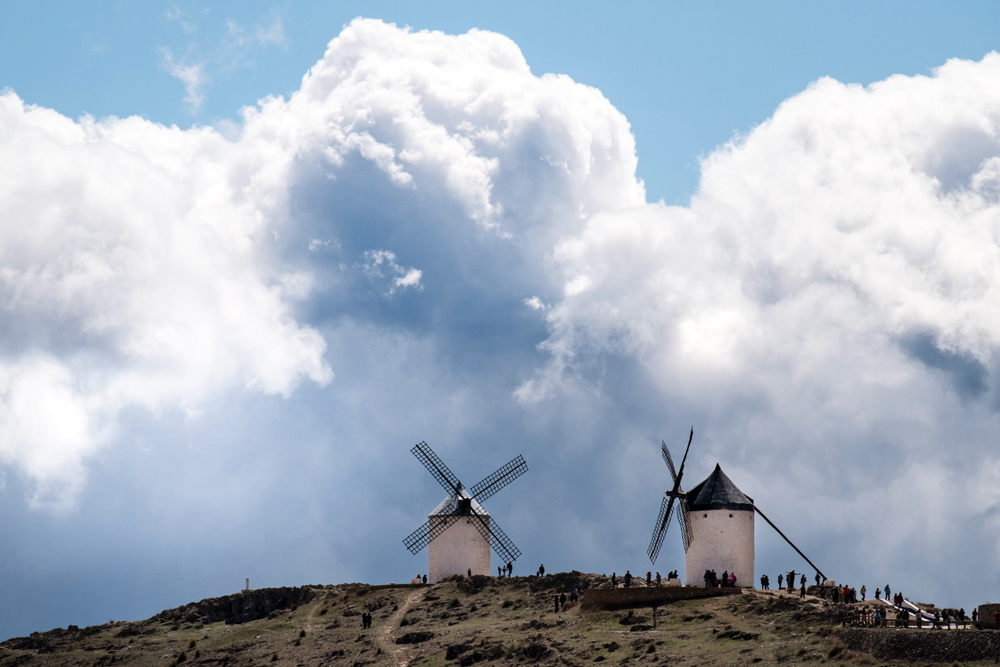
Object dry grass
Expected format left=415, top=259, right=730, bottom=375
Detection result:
left=0, top=574, right=987, bottom=667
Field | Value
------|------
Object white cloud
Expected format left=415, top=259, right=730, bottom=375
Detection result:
left=360, top=250, right=423, bottom=295
left=160, top=47, right=207, bottom=113
left=0, top=91, right=332, bottom=507
left=9, top=18, right=1000, bottom=607
left=519, top=53, right=1000, bottom=575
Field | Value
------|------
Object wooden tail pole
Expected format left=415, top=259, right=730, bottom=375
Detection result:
left=754, top=506, right=827, bottom=582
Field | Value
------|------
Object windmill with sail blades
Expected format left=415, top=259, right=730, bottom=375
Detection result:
left=403, top=441, right=528, bottom=583
left=647, top=429, right=828, bottom=589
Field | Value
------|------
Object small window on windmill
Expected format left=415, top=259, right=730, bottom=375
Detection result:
left=458, top=497, right=472, bottom=514
left=703, top=514, right=707, bottom=518
left=729, top=514, right=733, bottom=518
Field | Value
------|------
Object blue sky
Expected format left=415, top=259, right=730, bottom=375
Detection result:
left=3, top=0, right=1000, bottom=641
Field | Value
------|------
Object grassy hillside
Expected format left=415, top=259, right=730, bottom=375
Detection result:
left=0, top=572, right=978, bottom=666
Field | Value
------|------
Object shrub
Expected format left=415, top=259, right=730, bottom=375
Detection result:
left=299, top=629, right=306, bottom=638
left=188, top=639, right=196, bottom=648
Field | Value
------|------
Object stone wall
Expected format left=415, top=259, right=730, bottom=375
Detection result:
left=838, top=628, right=1000, bottom=662
left=979, top=604, right=1000, bottom=629
left=579, top=586, right=742, bottom=611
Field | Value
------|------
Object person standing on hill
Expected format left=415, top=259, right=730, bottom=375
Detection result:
left=800, top=574, right=806, bottom=588
left=612, top=572, right=617, bottom=588
left=777, top=573, right=783, bottom=590
left=800, top=582, right=806, bottom=599
left=874, top=587, right=880, bottom=600
left=815, top=572, right=821, bottom=586
left=860, top=585, right=866, bottom=601
left=624, top=571, right=632, bottom=588
left=656, top=572, right=661, bottom=586
left=646, top=571, right=652, bottom=586
left=884, top=584, right=890, bottom=600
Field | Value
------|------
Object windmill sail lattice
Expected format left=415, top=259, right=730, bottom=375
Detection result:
left=404, top=441, right=528, bottom=565
left=647, top=428, right=695, bottom=564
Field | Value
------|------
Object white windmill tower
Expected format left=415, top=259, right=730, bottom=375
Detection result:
left=403, top=442, right=528, bottom=583
left=681, top=464, right=755, bottom=587
left=647, top=429, right=826, bottom=588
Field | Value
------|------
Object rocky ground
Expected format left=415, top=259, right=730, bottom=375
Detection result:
left=0, top=573, right=995, bottom=666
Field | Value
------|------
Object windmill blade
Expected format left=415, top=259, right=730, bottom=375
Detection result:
left=661, top=441, right=678, bottom=486
left=412, top=441, right=464, bottom=494
left=469, top=455, right=528, bottom=503
left=466, top=510, right=522, bottom=563
left=675, top=428, right=694, bottom=480
left=403, top=513, right=464, bottom=554
left=678, top=497, right=693, bottom=552
left=647, top=494, right=676, bottom=564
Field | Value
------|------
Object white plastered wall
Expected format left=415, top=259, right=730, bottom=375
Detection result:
left=428, top=515, right=491, bottom=583
left=685, top=508, right=754, bottom=587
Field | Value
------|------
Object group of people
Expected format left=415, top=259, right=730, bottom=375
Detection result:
left=360, top=611, right=374, bottom=629
left=496, top=561, right=515, bottom=577
left=552, top=588, right=580, bottom=612
left=605, top=570, right=679, bottom=588
left=703, top=569, right=737, bottom=587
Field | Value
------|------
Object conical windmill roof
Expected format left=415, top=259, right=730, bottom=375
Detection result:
left=429, top=488, right=490, bottom=517
left=686, top=464, right=754, bottom=511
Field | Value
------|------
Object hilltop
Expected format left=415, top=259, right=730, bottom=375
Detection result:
left=0, top=573, right=995, bottom=666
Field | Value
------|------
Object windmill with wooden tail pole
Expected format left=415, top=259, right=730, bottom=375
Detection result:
left=648, top=429, right=827, bottom=588
left=403, top=441, right=528, bottom=583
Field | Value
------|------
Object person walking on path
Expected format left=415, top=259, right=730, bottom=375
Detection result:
left=860, top=585, right=866, bottom=601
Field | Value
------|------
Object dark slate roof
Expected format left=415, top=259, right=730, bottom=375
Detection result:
left=685, top=464, right=754, bottom=511
left=429, top=489, right=489, bottom=517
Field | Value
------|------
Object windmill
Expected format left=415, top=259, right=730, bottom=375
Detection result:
left=403, top=441, right=528, bottom=583
left=647, top=429, right=827, bottom=588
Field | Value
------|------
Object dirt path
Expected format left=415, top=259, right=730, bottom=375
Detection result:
left=379, top=588, right=425, bottom=667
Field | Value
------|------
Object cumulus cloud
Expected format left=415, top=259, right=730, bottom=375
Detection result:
left=0, top=92, right=331, bottom=508
left=0, top=17, right=637, bottom=509
left=8, top=17, right=1000, bottom=610
left=521, top=54, right=1000, bottom=581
